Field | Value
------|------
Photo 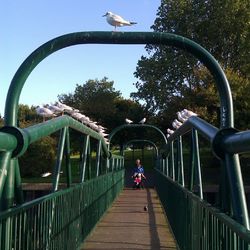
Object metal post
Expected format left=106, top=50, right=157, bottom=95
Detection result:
left=65, top=128, right=72, bottom=187
left=189, top=138, right=195, bottom=192
left=165, top=156, right=169, bottom=177
left=88, top=140, right=91, bottom=179
left=0, top=152, right=12, bottom=201
left=170, top=141, right=175, bottom=180
left=80, top=135, right=89, bottom=183
left=1, top=159, right=15, bottom=210
left=177, top=136, right=185, bottom=187
left=52, top=128, right=67, bottom=192
left=192, top=129, right=203, bottom=199
left=14, top=160, right=24, bottom=204
left=224, top=154, right=249, bottom=229
left=96, top=140, right=102, bottom=177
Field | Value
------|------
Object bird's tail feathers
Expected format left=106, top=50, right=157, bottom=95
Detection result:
left=129, top=22, right=137, bottom=25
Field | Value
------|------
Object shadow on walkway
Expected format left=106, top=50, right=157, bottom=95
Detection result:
left=82, top=188, right=177, bottom=250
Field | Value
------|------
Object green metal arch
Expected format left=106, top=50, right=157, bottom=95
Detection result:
left=123, top=139, right=159, bottom=157
left=108, top=124, right=168, bottom=147
left=5, top=31, right=233, bottom=129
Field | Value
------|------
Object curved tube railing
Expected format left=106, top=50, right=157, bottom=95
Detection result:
left=159, top=115, right=250, bottom=228
left=4, top=32, right=232, bottom=128
left=123, top=139, right=159, bottom=157
left=108, top=123, right=168, bottom=148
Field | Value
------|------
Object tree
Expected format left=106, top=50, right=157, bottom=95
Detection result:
left=16, top=105, right=57, bottom=177
left=58, top=77, right=147, bottom=130
left=132, top=0, right=250, bottom=129
left=58, top=77, right=121, bottom=129
left=58, top=77, right=147, bottom=150
left=19, top=136, right=56, bottom=177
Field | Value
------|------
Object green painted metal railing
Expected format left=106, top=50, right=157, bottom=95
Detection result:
left=156, top=170, right=250, bottom=249
left=0, top=112, right=124, bottom=249
left=1, top=31, right=250, bottom=249
left=157, top=115, right=250, bottom=248
left=0, top=170, right=124, bottom=250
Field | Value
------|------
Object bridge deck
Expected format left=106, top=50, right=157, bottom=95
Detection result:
left=81, top=188, right=177, bottom=249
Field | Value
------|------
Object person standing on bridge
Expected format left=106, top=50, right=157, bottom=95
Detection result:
left=132, top=159, right=146, bottom=189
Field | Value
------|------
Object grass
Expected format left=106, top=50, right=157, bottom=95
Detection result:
left=22, top=148, right=250, bottom=185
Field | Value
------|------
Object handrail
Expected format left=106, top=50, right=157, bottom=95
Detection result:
left=4, top=32, right=232, bottom=128
left=108, top=123, right=168, bottom=147
left=158, top=114, right=250, bottom=229
left=167, top=116, right=218, bottom=143
left=22, top=115, right=111, bottom=158
left=0, top=132, right=17, bottom=152
left=123, top=139, right=159, bottom=157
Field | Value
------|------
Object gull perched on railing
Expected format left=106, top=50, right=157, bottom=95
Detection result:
left=47, top=103, right=64, bottom=115
left=125, top=118, right=133, bottom=124
left=177, top=111, right=188, bottom=123
left=172, top=119, right=183, bottom=129
left=103, top=11, right=137, bottom=31
left=167, top=128, right=174, bottom=134
left=41, top=172, right=52, bottom=178
left=36, top=105, right=56, bottom=122
left=139, top=118, right=146, bottom=124
left=182, top=109, right=198, bottom=118
left=55, top=101, right=76, bottom=114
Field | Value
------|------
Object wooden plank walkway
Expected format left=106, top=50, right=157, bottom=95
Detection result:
left=81, top=188, right=178, bottom=250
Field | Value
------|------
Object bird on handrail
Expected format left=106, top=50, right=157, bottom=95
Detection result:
left=125, top=118, right=133, bottom=124
left=103, top=11, right=137, bottom=31
left=139, top=118, right=146, bottom=124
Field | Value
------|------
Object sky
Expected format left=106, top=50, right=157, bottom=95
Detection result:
left=0, top=1, right=160, bottom=116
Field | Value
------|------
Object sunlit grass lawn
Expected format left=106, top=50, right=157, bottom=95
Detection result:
left=22, top=148, right=250, bottom=185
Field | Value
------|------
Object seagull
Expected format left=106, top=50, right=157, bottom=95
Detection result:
left=89, top=121, right=99, bottom=130
left=103, top=138, right=110, bottom=145
left=174, top=119, right=183, bottom=127
left=172, top=119, right=183, bottom=129
left=181, top=110, right=189, bottom=120
left=36, top=106, right=56, bottom=121
left=167, top=128, right=174, bottom=134
left=47, top=104, right=64, bottom=115
left=41, top=172, right=52, bottom=178
left=125, top=118, right=133, bottom=124
left=177, top=111, right=187, bottom=123
left=183, top=109, right=198, bottom=118
left=55, top=101, right=74, bottom=113
left=103, top=11, right=137, bottom=31
left=139, top=118, right=146, bottom=124
left=99, top=132, right=109, bottom=137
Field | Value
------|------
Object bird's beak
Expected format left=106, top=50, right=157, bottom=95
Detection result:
left=102, top=13, right=107, bottom=17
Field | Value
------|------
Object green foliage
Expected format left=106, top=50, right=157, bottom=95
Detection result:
left=17, top=105, right=57, bottom=178
left=132, top=0, right=250, bottom=130
left=18, top=104, right=40, bottom=125
left=58, top=77, right=121, bottom=128
left=58, top=77, right=147, bottom=149
left=19, top=136, right=56, bottom=177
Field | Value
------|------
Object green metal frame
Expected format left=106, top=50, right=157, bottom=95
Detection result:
left=156, top=170, right=250, bottom=250
left=159, top=115, right=250, bottom=228
left=1, top=31, right=250, bottom=248
left=108, top=123, right=168, bottom=148
left=123, top=139, right=159, bottom=157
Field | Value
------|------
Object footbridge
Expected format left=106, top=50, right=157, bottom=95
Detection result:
left=0, top=31, right=250, bottom=249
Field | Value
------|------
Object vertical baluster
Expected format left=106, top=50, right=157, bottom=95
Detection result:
left=52, top=127, right=67, bottom=192
left=96, top=140, right=102, bottom=177
left=170, top=141, right=175, bottom=180
left=80, top=135, right=89, bottom=183
left=177, top=136, right=185, bottom=187
left=192, top=129, right=203, bottom=199
left=65, top=127, right=72, bottom=188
